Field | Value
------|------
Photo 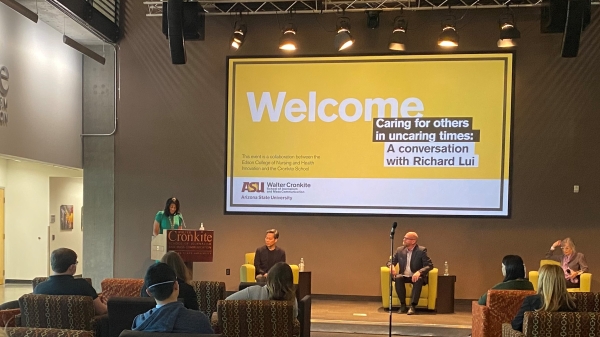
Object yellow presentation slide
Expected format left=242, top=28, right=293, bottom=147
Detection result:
left=226, top=53, right=513, bottom=216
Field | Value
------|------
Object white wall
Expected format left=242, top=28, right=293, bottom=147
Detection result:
left=0, top=158, right=6, bottom=187
left=0, top=3, right=82, bottom=168
left=5, top=160, right=82, bottom=279
left=49, top=177, right=83, bottom=275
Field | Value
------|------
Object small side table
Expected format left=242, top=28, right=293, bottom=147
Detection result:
left=297, top=271, right=312, bottom=300
left=436, top=275, right=456, bottom=314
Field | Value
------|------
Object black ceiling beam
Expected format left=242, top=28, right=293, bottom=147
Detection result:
left=46, top=0, right=120, bottom=43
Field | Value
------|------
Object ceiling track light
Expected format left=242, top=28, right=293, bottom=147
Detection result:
left=231, top=20, right=247, bottom=50
left=389, top=16, right=407, bottom=51
left=334, top=17, right=355, bottom=51
left=438, top=15, right=459, bottom=48
left=279, top=22, right=298, bottom=51
left=498, top=11, right=521, bottom=48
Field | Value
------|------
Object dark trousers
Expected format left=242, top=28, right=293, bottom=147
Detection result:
left=395, top=276, right=424, bottom=307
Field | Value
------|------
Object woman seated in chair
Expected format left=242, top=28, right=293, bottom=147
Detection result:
left=140, top=251, right=199, bottom=310
left=511, top=264, right=577, bottom=332
left=477, top=255, right=534, bottom=305
left=226, top=262, right=297, bottom=317
left=546, top=237, right=589, bottom=288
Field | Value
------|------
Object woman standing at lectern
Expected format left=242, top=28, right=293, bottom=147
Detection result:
left=153, top=197, right=185, bottom=236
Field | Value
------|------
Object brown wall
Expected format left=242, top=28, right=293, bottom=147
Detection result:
left=115, top=2, right=600, bottom=299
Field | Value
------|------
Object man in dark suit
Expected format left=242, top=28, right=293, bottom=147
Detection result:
left=389, top=231, right=433, bottom=315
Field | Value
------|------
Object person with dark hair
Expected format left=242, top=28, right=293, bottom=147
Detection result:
left=140, top=252, right=199, bottom=310
left=226, top=262, right=298, bottom=317
left=153, top=197, right=185, bottom=236
left=477, top=255, right=534, bottom=305
left=34, top=248, right=107, bottom=315
left=254, top=229, right=286, bottom=282
left=545, top=238, right=589, bottom=288
left=511, top=264, right=577, bottom=331
left=132, top=263, right=213, bottom=333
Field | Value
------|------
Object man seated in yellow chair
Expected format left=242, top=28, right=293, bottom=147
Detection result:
left=545, top=238, right=588, bottom=288
left=254, top=229, right=286, bottom=282
left=387, top=231, right=433, bottom=315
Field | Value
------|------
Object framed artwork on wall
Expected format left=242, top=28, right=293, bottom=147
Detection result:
left=60, top=205, right=74, bottom=230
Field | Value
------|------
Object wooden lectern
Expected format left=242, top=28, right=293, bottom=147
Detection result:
left=151, top=229, right=214, bottom=263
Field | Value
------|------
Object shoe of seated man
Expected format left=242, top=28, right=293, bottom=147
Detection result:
left=397, top=305, right=408, bottom=314
left=407, top=306, right=416, bottom=315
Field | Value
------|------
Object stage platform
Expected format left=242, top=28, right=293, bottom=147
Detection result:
left=311, top=298, right=472, bottom=337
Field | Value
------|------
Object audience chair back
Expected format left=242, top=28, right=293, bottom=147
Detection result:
left=572, top=292, right=600, bottom=312
left=189, top=281, right=226, bottom=318
left=217, top=300, right=300, bottom=337
left=0, top=307, right=21, bottom=327
left=471, top=289, right=536, bottom=337
left=119, top=330, right=222, bottom=337
left=18, top=294, right=95, bottom=331
left=501, top=311, right=600, bottom=337
left=6, top=327, right=95, bottom=337
left=100, top=278, right=144, bottom=300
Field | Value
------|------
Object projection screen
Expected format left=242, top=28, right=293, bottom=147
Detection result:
left=226, top=53, right=514, bottom=216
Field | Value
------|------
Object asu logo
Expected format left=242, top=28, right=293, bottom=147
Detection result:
left=241, top=182, right=265, bottom=192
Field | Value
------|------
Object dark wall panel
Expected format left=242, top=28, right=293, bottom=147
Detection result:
left=115, top=3, right=600, bottom=298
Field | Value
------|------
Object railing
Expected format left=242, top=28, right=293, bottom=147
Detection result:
left=144, top=0, right=598, bottom=16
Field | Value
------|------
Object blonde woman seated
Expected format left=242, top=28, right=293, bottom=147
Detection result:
left=225, top=262, right=298, bottom=317
left=511, top=264, right=577, bottom=332
left=546, top=237, right=589, bottom=288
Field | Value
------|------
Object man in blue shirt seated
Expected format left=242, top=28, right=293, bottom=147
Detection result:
left=34, top=248, right=107, bottom=315
left=132, top=263, right=213, bottom=334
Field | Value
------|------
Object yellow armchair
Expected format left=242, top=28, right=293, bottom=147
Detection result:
left=240, top=253, right=256, bottom=283
left=528, top=259, right=592, bottom=292
left=240, top=252, right=300, bottom=284
left=380, top=266, right=438, bottom=310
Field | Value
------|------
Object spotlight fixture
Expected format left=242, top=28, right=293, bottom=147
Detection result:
left=438, top=17, right=458, bottom=47
left=334, top=17, right=354, bottom=51
left=389, top=16, right=407, bottom=51
left=497, top=14, right=521, bottom=48
left=366, top=10, right=381, bottom=29
left=231, top=21, right=247, bottom=50
left=279, top=23, right=298, bottom=51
